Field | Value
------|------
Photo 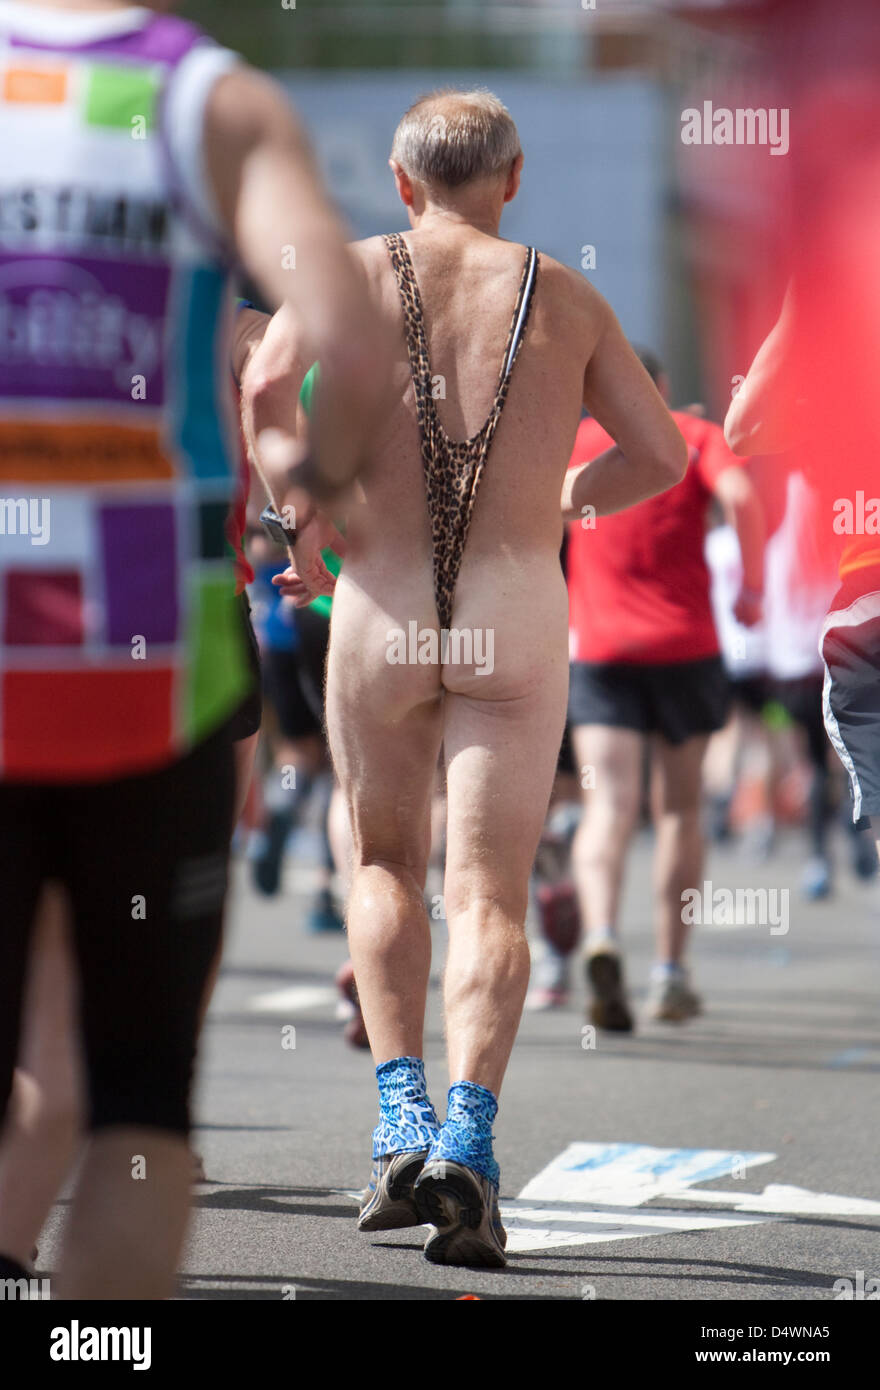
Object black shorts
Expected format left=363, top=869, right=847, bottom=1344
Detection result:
left=262, top=606, right=329, bottom=741
left=568, top=655, right=731, bottom=746
left=0, top=721, right=235, bottom=1136
left=821, top=570, right=880, bottom=823
left=729, top=673, right=769, bottom=716
left=227, top=591, right=262, bottom=742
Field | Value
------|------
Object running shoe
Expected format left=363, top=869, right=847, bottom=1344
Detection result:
left=852, top=831, right=879, bottom=881
left=414, top=1159, right=507, bottom=1269
left=536, top=880, right=581, bottom=956
left=335, top=959, right=370, bottom=1049
left=525, top=946, right=570, bottom=1010
left=251, top=809, right=289, bottom=896
left=647, top=970, right=702, bottom=1023
left=706, top=793, right=733, bottom=844
left=357, top=1149, right=427, bottom=1232
left=306, top=886, right=345, bottom=933
left=585, top=948, right=634, bottom=1032
left=801, top=854, right=832, bottom=900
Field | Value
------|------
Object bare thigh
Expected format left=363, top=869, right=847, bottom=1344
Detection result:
left=443, top=666, right=569, bottom=918
left=571, top=724, right=644, bottom=819
left=650, top=735, right=709, bottom=817
left=326, top=582, right=443, bottom=869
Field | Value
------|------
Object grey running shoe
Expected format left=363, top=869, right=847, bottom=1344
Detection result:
left=586, top=948, right=634, bottom=1032
left=357, top=1149, right=427, bottom=1232
left=414, top=1159, right=507, bottom=1269
left=648, top=971, right=702, bottom=1022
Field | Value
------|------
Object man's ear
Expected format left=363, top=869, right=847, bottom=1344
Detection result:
left=504, top=153, right=524, bottom=204
left=389, top=158, right=414, bottom=208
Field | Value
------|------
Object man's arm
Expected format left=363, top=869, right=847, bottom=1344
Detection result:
left=712, top=463, right=766, bottom=627
left=230, top=303, right=306, bottom=542
left=562, top=291, right=687, bottom=520
left=239, top=301, right=310, bottom=517
left=723, top=285, right=801, bottom=456
left=204, top=67, right=391, bottom=504
left=230, top=305, right=270, bottom=388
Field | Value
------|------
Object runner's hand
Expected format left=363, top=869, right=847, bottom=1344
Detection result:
left=733, top=589, right=763, bottom=628
left=271, top=510, right=345, bottom=607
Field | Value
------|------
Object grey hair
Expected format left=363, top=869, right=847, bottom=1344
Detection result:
left=390, top=88, right=522, bottom=189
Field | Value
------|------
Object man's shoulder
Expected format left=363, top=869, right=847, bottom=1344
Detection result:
left=533, top=252, right=609, bottom=321
left=350, top=234, right=393, bottom=261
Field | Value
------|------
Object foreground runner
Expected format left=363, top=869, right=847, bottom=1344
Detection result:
left=726, top=298, right=880, bottom=867
left=252, top=90, right=687, bottom=1266
left=565, top=351, right=765, bottom=1030
left=0, top=0, right=383, bottom=1298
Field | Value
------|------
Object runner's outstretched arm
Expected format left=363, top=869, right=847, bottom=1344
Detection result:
left=562, top=292, right=687, bottom=519
left=205, top=68, right=392, bottom=504
left=724, top=284, right=801, bottom=455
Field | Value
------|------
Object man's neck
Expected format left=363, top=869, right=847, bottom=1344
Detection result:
left=411, top=207, right=502, bottom=238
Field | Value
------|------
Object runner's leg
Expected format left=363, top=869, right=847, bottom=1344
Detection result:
left=333, top=695, right=442, bottom=1063
left=650, top=734, right=709, bottom=966
left=570, top=724, right=643, bottom=946
left=441, top=675, right=566, bottom=1094
left=55, top=725, right=234, bottom=1300
left=0, top=887, right=82, bottom=1267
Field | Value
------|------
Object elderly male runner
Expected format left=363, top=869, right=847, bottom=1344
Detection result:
left=251, top=90, right=686, bottom=1267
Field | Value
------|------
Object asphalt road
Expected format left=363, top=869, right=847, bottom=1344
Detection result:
left=36, top=825, right=880, bottom=1302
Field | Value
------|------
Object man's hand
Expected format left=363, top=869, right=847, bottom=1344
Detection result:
left=271, top=509, right=346, bottom=608
left=733, top=588, right=763, bottom=628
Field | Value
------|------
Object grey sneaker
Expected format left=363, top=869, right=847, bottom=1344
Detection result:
left=648, top=971, right=702, bottom=1022
left=357, top=1149, right=427, bottom=1231
left=414, top=1159, right=507, bottom=1269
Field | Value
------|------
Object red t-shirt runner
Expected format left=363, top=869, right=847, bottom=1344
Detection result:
left=567, top=411, right=745, bottom=665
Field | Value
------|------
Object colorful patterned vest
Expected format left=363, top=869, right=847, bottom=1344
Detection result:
left=0, top=3, right=249, bottom=781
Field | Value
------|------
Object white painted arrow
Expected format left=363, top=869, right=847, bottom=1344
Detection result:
left=672, top=1183, right=880, bottom=1218
left=504, top=1142, right=778, bottom=1252
left=504, top=1143, right=880, bottom=1252
left=345, top=1142, right=880, bottom=1253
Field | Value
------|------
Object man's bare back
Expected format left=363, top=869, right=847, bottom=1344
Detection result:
left=333, top=226, right=586, bottom=708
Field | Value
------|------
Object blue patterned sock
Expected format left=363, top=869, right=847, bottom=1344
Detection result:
left=372, top=1056, right=440, bottom=1158
left=426, top=1081, right=500, bottom=1190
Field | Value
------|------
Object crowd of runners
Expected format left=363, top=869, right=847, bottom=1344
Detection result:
left=0, top=0, right=878, bottom=1293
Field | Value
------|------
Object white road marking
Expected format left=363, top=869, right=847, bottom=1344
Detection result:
left=517, top=1142, right=776, bottom=1206
left=341, top=1142, right=880, bottom=1253
left=501, top=1201, right=771, bottom=1252
left=672, top=1183, right=880, bottom=1217
left=247, top=985, right=338, bottom=1014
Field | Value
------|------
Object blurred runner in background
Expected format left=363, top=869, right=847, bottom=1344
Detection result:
left=566, top=350, right=764, bottom=1031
